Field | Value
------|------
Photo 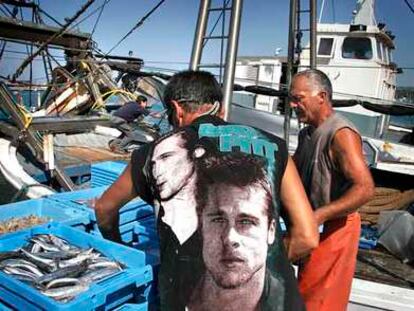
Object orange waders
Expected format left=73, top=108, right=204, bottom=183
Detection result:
left=298, top=212, right=361, bottom=311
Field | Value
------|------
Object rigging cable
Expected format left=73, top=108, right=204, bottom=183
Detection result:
left=11, top=0, right=96, bottom=81
left=403, top=0, right=414, bottom=14
left=0, top=5, right=9, bottom=16
left=88, top=0, right=111, bottom=42
left=37, top=6, right=63, bottom=27
left=0, top=3, right=13, bottom=16
left=104, top=0, right=166, bottom=56
left=202, top=0, right=231, bottom=48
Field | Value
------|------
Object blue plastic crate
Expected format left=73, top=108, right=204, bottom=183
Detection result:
left=91, top=161, right=127, bottom=175
left=359, top=225, right=378, bottom=249
left=0, top=198, right=91, bottom=236
left=113, top=302, right=148, bottom=311
left=0, top=300, right=13, bottom=311
left=47, top=185, right=109, bottom=202
left=91, top=221, right=136, bottom=243
left=132, top=219, right=160, bottom=267
left=48, top=187, right=154, bottom=226
left=72, top=198, right=154, bottom=227
left=92, top=215, right=156, bottom=244
left=0, top=223, right=153, bottom=311
left=91, top=161, right=127, bottom=187
left=133, top=218, right=158, bottom=246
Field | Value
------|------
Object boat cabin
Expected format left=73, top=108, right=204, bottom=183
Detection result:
left=301, top=23, right=398, bottom=138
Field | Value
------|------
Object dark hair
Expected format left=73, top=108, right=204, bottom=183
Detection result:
left=195, top=152, right=275, bottom=225
left=153, top=128, right=199, bottom=155
left=146, top=129, right=200, bottom=196
left=163, top=70, right=223, bottom=113
left=294, top=69, right=333, bottom=101
left=136, top=95, right=148, bottom=103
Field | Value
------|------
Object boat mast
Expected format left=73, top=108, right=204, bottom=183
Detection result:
left=284, top=0, right=318, bottom=143
left=190, top=0, right=243, bottom=121
left=353, top=0, right=376, bottom=26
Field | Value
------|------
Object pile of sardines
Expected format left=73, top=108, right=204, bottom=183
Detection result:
left=0, top=234, right=123, bottom=302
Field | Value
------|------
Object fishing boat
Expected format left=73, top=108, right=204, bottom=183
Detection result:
left=230, top=1, right=414, bottom=310
left=0, top=0, right=170, bottom=202
left=0, top=0, right=413, bottom=309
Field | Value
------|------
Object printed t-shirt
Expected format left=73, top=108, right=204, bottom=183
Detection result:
left=131, top=115, right=304, bottom=311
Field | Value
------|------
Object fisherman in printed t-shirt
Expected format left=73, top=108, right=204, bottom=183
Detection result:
left=94, top=70, right=319, bottom=311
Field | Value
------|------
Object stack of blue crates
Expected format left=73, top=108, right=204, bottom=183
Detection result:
left=0, top=223, right=153, bottom=310
left=90, top=161, right=127, bottom=188
left=47, top=185, right=155, bottom=245
left=0, top=159, right=162, bottom=310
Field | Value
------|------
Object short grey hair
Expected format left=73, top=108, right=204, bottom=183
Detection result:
left=294, top=69, right=333, bottom=102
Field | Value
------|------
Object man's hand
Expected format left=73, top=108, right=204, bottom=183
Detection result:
left=94, top=164, right=137, bottom=244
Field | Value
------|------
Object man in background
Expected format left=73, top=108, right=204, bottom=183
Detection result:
left=113, top=95, right=151, bottom=123
left=290, top=69, right=375, bottom=311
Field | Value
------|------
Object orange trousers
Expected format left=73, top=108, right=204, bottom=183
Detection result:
left=298, top=212, right=361, bottom=311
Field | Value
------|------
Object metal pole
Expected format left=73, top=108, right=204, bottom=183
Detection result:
left=284, top=0, right=298, bottom=144
left=190, top=0, right=211, bottom=70
left=222, top=0, right=243, bottom=121
left=310, top=0, right=317, bottom=69
left=319, top=0, right=326, bottom=23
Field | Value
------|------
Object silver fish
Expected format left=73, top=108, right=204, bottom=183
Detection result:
left=79, top=267, right=120, bottom=284
left=0, top=259, right=43, bottom=277
left=49, top=235, right=73, bottom=251
left=36, top=261, right=88, bottom=285
left=34, top=250, right=81, bottom=260
left=88, top=260, right=122, bottom=271
left=0, top=251, right=20, bottom=261
left=45, top=278, right=81, bottom=289
left=3, top=266, right=39, bottom=280
left=58, top=249, right=99, bottom=268
left=30, top=238, right=61, bottom=252
left=20, top=248, right=57, bottom=272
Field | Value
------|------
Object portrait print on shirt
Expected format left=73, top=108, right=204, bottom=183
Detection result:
left=143, top=122, right=288, bottom=311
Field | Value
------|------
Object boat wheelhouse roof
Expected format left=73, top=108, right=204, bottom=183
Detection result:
left=317, top=23, right=395, bottom=49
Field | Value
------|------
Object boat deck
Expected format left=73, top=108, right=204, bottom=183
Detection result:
left=57, top=146, right=129, bottom=166
left=356, top=248, right=414, bottom=289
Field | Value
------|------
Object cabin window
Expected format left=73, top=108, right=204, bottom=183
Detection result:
left=376, top=40, right=383, bottom=61
left=383, top=46, right=390, bottom=64
left=381, top=44, right=388, bottom=63
left=318, top=38, right=334, bottom=56
left=342, top=37, right=373, bottom=60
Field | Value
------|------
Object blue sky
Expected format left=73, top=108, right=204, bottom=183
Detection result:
left=1, top=0, right=413, bottom=86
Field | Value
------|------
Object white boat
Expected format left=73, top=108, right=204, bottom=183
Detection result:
left=225, top=1, right=414, bottom=310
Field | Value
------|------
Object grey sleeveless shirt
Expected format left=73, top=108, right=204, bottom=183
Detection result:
left=294, top=113, right=360, bottom=210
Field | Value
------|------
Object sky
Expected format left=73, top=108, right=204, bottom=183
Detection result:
left=0, top=0, right=413, bottom=86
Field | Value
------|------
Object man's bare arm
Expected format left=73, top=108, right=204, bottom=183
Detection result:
left=94, top=163, right=137, bottom=243
left=281, top=156, right=319, bottom=261
left=314, top=128, right=375, bottom=224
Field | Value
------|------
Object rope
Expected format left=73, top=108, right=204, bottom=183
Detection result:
left=403, top=0, right=414, bottom=14
left=88, top=0, right=111, bottom=42
left=16, top=103, right=33, bottom=128
left=104, top=0, right=166, bottom=56
left=90, top=88, right=136, bottom=110
left=359, top=187, right=414, bottom=224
